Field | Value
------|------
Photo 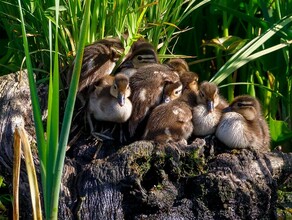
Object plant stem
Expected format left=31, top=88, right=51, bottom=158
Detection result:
left=49, top=0, right=91, bottom=218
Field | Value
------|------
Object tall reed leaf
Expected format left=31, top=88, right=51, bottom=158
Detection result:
left=49, top=0, right=92, bottom=218
left=18, top=0, right=91, bottom=218
left=17, top=0, right=47, bottom=204
left=210, top=15, right=292, bottom=85
left=45, top=1, right=60, bottom=217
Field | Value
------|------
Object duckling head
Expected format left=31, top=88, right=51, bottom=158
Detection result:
left=179, top=71, right=199, bottom=93
left=162, top=81, right=183, bottom=103
left=123, top=41, right=158, bottom=68
left=110, top=73, right=131, bottom=106
left=225, top=95, right=261, bottom=121
left=166, top=58, right=189, bottom=73
left=197, top=81, right=220, bottom=113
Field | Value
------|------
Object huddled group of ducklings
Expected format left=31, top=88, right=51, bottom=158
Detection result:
left=67, top=37, right=270, bottom=152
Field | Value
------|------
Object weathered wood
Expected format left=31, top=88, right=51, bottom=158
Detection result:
left=62, top=140, right=292, bottom=220
left=0, top=71, right=36, bottom=219
left=0, top=71, right=291, bottom=219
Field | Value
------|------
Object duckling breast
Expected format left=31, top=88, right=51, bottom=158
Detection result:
left=215, top=112, right=249, bottom=149
left=192, top=105, right=222, bottom=136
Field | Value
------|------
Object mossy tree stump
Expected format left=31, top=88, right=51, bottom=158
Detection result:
left=0, top=72, right=291, bottom=219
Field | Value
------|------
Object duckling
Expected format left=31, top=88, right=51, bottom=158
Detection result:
left=65, top=37, right=125, bottom=109
left=215, top=95, right=270, bottom=152
left=67, top=37, right=154, bottom=104
left=192, top=81, right=228, bottom=136
left=165, top=58, right=189, bottom=74
left=87, top=73, right=132, bottom=142
left=143, top=71, right=199, bottom=145
left=161, top=69, right=199, bottom=104
left=128, top=63, right=180, bottom=137
left=119, top=40, right=159, bottom=78
left=126, top=40, right=159, bottom=65
left=162, top=81, right=183, bottom=103
left=143, top=101, right=193, bottom=145
left=179, top=71, right=199, bottom=95
left=67, top=37, right=124, bottom=93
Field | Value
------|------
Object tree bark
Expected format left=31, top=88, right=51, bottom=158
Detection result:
left=0, top=71, right=34, bottom=216
left=0, top=72, right=291, bottom=219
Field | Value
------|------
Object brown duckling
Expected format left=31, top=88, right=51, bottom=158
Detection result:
left=215, top=95, right=270, bottom=152
left=87, top=73, right=132, bottom=141
left=143, top=71, right=199, bottom=145
left=128, top=63, right=180, bottom=137
left=67, top=37, right=124, bottom=93
left=165, top=58, right=189, bottom=74
left=160, top=70, right=199, bottom=105
left=67, top=37, right=154, bottom=105
left=162, top=81, right=183, bottom=103
left=179, top=71, right=199, bottom=95
left=119, top=40, right=159, bottom=78
left=192, top=81, right=228, bottom=136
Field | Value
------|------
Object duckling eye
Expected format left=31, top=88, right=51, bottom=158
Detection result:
left=199, top=91, right=205, bottom=98
left=137, top=55, right=143, bottom=61
left=114, top=84, right=117, bottom=90
left=175, top=90, right=181, bottom=95
left=237, top=102, right=243, bottom=107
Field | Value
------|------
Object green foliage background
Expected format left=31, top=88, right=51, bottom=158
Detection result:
left=0, top=0, right=291, bottom=218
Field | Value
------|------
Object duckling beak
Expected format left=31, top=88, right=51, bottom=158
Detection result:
left=207, top=100, right=214, bottom=112
left=117, top=92, right=126, bottom=106
left=162, top=95, right=171, bottom=103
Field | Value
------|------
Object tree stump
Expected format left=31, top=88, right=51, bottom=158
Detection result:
left=0, top=71, right=291, bottom=219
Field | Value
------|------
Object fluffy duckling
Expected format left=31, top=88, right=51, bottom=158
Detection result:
left=87, top=73, right=132, bottom=141
left=162, top=81, right=183, bottom=103
left=128, top=63, right=180, bottom=137
left=192, top=81, right=228, bottom=136
left=165, top=58, right=189, bottom=74
left=143, top=71, right=199, bottom=145
left=127, top=40, right=159, bottom=65
left=160, top=69, right=199, bottom=104
left=67, top=37, right=124, bottom=93
left=67, top=38, right=154, bottom=104
left=215, top=95, right=270, bottom=152
left=179, top=71, right=199, bottom=95
left=119, top=40, right=159, bottom=78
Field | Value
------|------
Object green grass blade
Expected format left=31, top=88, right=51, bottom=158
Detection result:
left=46, top=1, right=60, bottom=217
left=211, top=15, right=292, bottom=84
left=45, top=19, right=54, bottom=217
left=49, top=0, right=92, bottom=218
left=248, top=42, right=291, bottom=60
left=17, top=0, right=47, bottom=206
left=212, top=2, right=270, bottom=30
